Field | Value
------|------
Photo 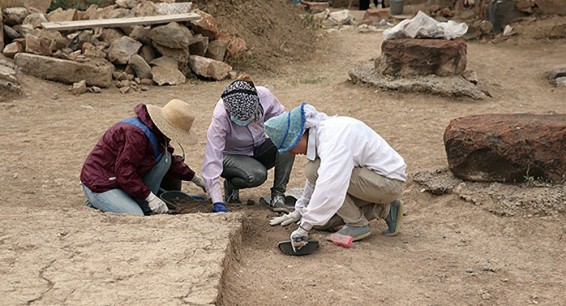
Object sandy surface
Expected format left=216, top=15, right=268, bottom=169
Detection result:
left=1, top=6, right=565, bottom=306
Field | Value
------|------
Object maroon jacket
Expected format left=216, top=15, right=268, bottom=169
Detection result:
left=80, top=104, right=196, bottom=200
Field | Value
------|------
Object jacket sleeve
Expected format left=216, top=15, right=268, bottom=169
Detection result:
left=258, top=87, right=285, bottom=120
left=202, top=113, right=229, bottom=203
left=114, top=129, right=153, bottom=200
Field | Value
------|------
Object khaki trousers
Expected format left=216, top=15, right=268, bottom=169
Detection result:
left=306, top=159, right=404, bottom=228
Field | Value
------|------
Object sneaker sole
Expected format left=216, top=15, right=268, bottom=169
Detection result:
left=351, top=230, right=371, bottom=241
left=327, top=229, right=371, bottom=242
left=272, top=206, right=291, bottom=213
left=382, top=201, right=404, bottom=236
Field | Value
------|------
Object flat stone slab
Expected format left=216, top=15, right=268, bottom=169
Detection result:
left=413, top=167, right=566, bottom=218
left=0, top=207, right=242, bottom=305
left=349, top=66, right=488, bottom=100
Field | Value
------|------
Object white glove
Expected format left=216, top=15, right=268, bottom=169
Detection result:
left=191, top=175, right=207, bottom=193
left=269, top=210, right=301, bottom=226
left=146, top=192, right=169, bottom=214
left=290, top=227, right=309, bottom=252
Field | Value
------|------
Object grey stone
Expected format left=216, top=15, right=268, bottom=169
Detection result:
left=150, top=56, right=179, bottom=70
left=152, top=42, right=189, bottom=64
left=3, top=42, right=23, bottom=58
left=205, top=39, right=228, bottom=62
left=47, top=8, right=78, bottom=22
left=4, top=25, right=22, bottom=40
left=189, top=34, right=209, bottom=57
left=151, top=65, right=186, bottom=86
left=188, top=55, right=232, bottom=81
left=2, top=7, right=30, bottom=26
left=128, top=54, right=152, bottom=79
left=107, top=36, right=142, bottom=64
left=22, top=12, right=48, bottom=29
left=24, top=33, right=52, bottom=56
left=70, top=80, right=88, bottom=95
left=349, top=66, right=487, bottom=100
left=139, top=45, right=156, bottom=63
left=15, top=53, right=114, bottom=87
left=129, top=26, right=151, bottom=45
left=149, top=22, right=192, bottom=50
left=100, top=28, right=124, bottom=45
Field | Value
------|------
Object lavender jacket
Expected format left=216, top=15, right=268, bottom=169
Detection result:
left=202, top=86, right=285, bottom=203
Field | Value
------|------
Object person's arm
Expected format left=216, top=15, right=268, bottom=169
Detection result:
left=202, top=111, right=229, bottom=204
left=165, top=143, right=196, bottom=181
left=294, top=179, right=314, bottom=215
left=257, top=87, right=285, bottom=120
left=299, top=143, right=355, bottom=231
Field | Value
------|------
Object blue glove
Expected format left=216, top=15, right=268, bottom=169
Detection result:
left=213, top=202, right=229, bottom=213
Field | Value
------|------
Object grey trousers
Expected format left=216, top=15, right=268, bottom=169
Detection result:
left=306, top=159, right=404, bottom=228
left=221, top=139, right=295, bottom=196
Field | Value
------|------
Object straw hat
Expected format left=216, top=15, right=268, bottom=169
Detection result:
left=264, top=103, right=307, bottom=153
left=146, top=99, right=196, bottom=145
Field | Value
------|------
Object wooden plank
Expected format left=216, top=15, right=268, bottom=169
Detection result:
left=41, top=12, right=201, bottom=31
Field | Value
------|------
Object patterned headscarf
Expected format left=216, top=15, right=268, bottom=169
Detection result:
left=221, top=80, right=260, bottom=122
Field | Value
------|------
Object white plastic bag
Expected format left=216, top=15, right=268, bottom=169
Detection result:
left=383, top=11, right=468, bottom=40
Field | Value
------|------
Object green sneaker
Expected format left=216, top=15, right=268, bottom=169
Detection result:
left=382, top=200, right=403, bottom=236
left=270, top=194, right=290, bottom=213
left=224, top=180, right=241, bottom=204
left=335, top=224, right=371, bottom=241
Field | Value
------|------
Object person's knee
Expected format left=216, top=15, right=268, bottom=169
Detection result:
left=246, top=167, right=268, bottom=187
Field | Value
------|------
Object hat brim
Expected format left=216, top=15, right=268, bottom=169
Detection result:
left=147, top=104, right=197, bottom=146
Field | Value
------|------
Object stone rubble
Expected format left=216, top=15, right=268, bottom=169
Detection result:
left=1, top=0, right=249, bottom=94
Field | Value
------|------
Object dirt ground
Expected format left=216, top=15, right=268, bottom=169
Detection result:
left=1, top=2, right=566, bottom=306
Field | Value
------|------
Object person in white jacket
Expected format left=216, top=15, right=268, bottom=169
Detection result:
left=266, top=103, right=406, bottom=251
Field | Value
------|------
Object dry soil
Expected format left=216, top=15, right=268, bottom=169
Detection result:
left=1, top=2, right=565, bottom=306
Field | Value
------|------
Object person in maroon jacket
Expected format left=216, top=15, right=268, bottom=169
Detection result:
left=80, top=99, right=206, bottom=215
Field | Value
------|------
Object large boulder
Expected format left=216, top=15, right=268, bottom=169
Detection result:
left=376, top=38, right=467, bottom=77
left=14, top=53, right=114, bottom=87
left=444, top=113, right=566, bottom=183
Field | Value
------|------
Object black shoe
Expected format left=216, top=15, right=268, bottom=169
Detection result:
left=224, top=180, right=241, bottom=204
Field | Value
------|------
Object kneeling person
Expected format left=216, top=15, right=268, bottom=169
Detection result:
left=80, top=99, right=206, bottom=216
left=266, top=103, right=406, bottom=250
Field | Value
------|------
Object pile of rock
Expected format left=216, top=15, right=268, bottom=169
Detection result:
left=1, top=0, right=248, bottom=94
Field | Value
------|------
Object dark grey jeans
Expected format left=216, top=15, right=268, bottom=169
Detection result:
left=221, top=139, right=294, bottom=196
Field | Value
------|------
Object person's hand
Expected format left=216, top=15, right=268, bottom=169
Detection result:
left=146, top=192, right=169, bottom=214
left=213, top=202, right=229, bottom=213
left=290, top=227, right=309, bottom=252
left=269, top=210, right=301, bottom=226
left=191, top=175, right=206, bottom=193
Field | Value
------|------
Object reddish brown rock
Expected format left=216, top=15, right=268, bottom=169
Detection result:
left=376, top=38, right=467, bottom=77
left=444, top=114, right=566, bottom=184
left=190, top=9, right=220, bottom=40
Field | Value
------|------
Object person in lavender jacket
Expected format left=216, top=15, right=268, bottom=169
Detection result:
left=202, top=74, right=295, bottom=213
